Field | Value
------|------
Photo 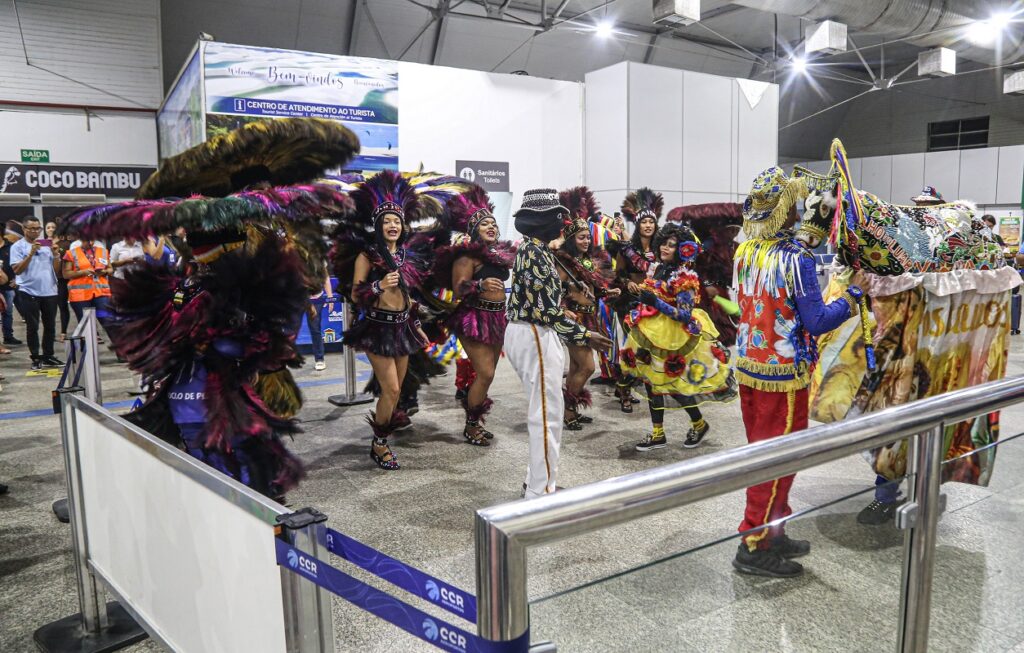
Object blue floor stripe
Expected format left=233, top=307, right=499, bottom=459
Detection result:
left=0, top=371, right=373, bottom=421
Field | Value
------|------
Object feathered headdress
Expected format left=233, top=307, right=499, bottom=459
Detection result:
left=560, top=186, right=598, bottom=240
left=622, top=188, right=664, bottom=224
left=448, top=185, right=495, bottom=239
left=560, top=186, right=601, bottom=222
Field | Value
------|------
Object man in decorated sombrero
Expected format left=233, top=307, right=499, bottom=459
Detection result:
left=731, top=167, right=863, bottom=577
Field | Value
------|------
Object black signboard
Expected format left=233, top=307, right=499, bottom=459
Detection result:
left=0, top=163, right=156, bottom=198
left=455, top=160, right=509, bottom=192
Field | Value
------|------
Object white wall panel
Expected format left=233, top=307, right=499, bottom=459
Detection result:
left=0, top=109, right=157, bottom=166
left=682, top=72, right=733, bottom=195
left=398, top=62, right=583, bottom=202
left=585, top=64, right=628, bottom=192
left=890, top=153, right=926, bottom=206
left=682, top=192, right=736, bottom=206
left=736, top=82, right=779, bottom=197
left=0, top=0, right=161, bottom=108
left=593, top=189, right=627, bottom=217
left=657, top=190, right=684, bottom=213
left=628, top=64, right=682, bottom=191
left=859, top=156, right=892, bottom=201
left=959, top=148, right=999, bottom=204
left=996, top=145, right=1024, bottom=205
left=923, top=150, right=961, bottom=200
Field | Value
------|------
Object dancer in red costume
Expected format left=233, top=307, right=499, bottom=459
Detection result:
left=731, top=167, right=862, bottom=577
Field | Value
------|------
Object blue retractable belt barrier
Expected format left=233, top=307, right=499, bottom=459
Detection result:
left=324, top=527, right=476, bottom=622
left=276, top=539, right=529, bottom=653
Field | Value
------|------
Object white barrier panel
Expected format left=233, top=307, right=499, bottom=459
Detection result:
left=72, top=401, right=289, bottom=652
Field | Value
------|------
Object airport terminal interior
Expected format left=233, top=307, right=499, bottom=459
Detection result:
left=2, top=1, right=1024, bottom=652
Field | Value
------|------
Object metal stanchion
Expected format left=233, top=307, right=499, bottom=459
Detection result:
left=34, top=390, right=146, bottom=652
left=277, top=508, right=335, bottom=653
left=896, top=424, right=946, bottom=653
left=328, top=300, right=372, bottom=407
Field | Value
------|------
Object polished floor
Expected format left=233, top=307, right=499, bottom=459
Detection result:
left=1, top=320, right=1022, bottom=652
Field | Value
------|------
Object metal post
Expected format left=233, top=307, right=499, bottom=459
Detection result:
left=34, top=391, right=146, bottom=652
left=475, top=514, right=529, bottom=643
left=327, top=301, right=372, bottom=407
left=82, top=309, right=102, bottom=404
left=278, top=509, right=334, bottom=653
left=897, top=424, right=944, bottom=652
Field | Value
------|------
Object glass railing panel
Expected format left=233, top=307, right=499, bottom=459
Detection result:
left=928, top=429, right=1024, bottom=652
left=528, top=464, right=911, bottom=652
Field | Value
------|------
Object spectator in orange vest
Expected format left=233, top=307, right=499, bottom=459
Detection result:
left=62, top=239, right=113, bottom=322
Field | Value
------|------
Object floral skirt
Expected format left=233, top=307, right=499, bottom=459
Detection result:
left=619, top=308, right=736, bottom=405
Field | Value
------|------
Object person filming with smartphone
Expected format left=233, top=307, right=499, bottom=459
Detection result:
left=10, top=217, right=63, bottom=370
left=62, top=237, right=113, bottom=323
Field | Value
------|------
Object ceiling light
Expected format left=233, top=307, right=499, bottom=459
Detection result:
left=965, top=11, right=1016, bottom=46
left=990, top=10, right=1014, bottom=30
left=595, top=20, right=615, bottom=38
left=791, top=56, right=808, bottom=74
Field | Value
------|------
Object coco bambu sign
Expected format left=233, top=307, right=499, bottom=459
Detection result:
left=0, top=163, right=156, bottom=197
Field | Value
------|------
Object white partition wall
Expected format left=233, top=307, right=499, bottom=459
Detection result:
left=73, top=401, right=291, bottom=652
left=585, top=62, right=779, bottom=212
left=398, top=61, right=584, bottom=200
left=796, top=144, right=1023, bottom=208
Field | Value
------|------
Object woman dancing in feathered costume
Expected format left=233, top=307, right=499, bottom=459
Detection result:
left=58, top=117, right=359, bottom=497
left=432, top=185, right=515, bottom=444
left=556, top=187, right=620, bottom=429
left=334, top=170, right=443, bottom=470
left=59, top=183, right=352, bottom=498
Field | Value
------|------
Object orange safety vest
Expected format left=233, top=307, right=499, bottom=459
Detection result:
left=67, top=245, right=111, bottom=302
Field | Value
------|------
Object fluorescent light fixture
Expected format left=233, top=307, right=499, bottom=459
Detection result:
left=0, top=193, right=32, bottom=204
left=595, top=20, right=615, bottom=38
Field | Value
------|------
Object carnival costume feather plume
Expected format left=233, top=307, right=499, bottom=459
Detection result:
left=110, top=234, right=308, bottom=492
left=56, top=184, right=351, bottom=241
left=432, top=184, right=516, bottom=290
left=330, top=170, right=469, bottom=297
left=560, top=186, right=600, bottom=222
left=621, top=187, right=664, bottom=224
left=137, top=118, right=360, bottom=199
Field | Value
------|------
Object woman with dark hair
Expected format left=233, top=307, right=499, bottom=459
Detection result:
left=610, top=187, right=664, bottom=412
left=555, top=192, right=619, bottom=429
left=433, top=186, right=514, bottom=444
left=621, top=223, right=737, bottom=452
left=339, top=171, right=434, bottom=470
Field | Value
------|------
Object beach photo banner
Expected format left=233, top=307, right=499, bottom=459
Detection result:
left=203, top=42, right=399, bottom=171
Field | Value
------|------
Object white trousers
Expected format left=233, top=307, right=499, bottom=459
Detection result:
left=504, top=321, right=565, bottom=499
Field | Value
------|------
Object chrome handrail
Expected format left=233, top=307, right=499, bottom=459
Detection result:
left=475, top=374, right=1024, bottom=651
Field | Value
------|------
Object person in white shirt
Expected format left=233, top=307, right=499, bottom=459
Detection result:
left=109, top=237, right=146, bottom=279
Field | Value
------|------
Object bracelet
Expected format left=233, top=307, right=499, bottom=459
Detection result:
left=371, top=280, right=384, bottom=295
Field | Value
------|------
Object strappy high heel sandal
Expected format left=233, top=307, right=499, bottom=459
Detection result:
left=370, top=437, right=400, bottom=470
left=463, top=421, right=491, bottom=446
left=616, top=387, right=634, bottom=413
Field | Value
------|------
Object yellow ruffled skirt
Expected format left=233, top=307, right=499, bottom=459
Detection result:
left=620, top=308, right=737, bottom=404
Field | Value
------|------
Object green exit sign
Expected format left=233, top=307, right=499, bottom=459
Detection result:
left=20, top=149, right=49, bottom=163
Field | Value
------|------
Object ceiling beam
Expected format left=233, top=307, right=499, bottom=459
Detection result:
left=346, top=0, right=362, bottom=55
left=432, top=0, right=451, bottom=64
